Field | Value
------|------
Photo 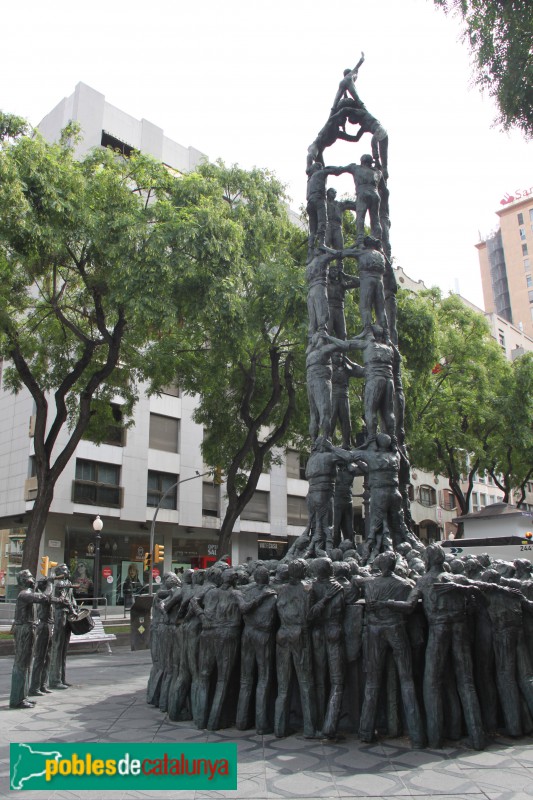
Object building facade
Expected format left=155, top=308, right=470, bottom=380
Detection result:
left=476, top=189, right=533, bottom=339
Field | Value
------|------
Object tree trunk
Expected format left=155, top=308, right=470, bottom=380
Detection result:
left=21, top=481, right=56, bottom=574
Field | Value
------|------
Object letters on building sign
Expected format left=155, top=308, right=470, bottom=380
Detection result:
left=499, top=187, right=533, bottom=206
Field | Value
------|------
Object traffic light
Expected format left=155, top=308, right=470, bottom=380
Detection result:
left=154, top=544, right=165, bottom=563
left=40, top=556, right=58, bottom=576
left=143, top=552, right=152, bottom=572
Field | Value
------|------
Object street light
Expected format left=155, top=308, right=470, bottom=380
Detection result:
left=148, top=471, right=210, bottom=595
left=92, top=515, right=103, bottom=614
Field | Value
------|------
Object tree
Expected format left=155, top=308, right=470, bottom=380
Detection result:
left=0, top=124, right=242, bottom=573
left=433, top=0, right=533, bottom=137
left=397, top=288, right=510, bottom=528
left=149, top=162, right=309, bottom=558
left=485, top=352, right=533, bottom=504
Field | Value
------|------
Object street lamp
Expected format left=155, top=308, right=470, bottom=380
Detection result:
left=92, top=515, right=103, bottom=614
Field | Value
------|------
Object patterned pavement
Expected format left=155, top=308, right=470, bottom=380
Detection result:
left=1, top=646, right=533, bottom=799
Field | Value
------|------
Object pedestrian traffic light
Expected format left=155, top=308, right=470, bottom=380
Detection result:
left=144, top=552, right=152, bottom=572
left=154, top=544, right=165, bottom=563
left=40, top=556, right=58, bottom=576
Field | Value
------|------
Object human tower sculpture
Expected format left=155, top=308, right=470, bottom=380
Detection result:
left=303, top=53, right=418, bottom=563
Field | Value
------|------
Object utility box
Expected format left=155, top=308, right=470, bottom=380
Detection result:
left=130, top=594, right=153, bottom=650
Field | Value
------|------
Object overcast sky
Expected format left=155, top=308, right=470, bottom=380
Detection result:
left=4, top=0, right=531, bottom=307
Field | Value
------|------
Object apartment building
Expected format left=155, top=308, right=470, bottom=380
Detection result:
left=476, top=187, right=533, bottom=339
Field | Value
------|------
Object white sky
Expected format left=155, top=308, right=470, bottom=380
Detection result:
left=3, top=0, right=531, bottom=307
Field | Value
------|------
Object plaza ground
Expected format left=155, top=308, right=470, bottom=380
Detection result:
left=1, top=644, right=533, bottom=799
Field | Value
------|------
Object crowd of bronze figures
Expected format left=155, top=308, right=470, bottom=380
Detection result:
left=148, top=549, right=533, bottom=748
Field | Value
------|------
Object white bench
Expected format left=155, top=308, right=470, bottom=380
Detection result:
left=68, top=615, right=117, bottom=654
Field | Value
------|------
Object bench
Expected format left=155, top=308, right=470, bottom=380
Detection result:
left=68, top=615, right=117, bottom=654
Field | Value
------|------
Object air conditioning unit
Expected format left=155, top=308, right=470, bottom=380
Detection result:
left=28, top=415, right=36, bottom=437
left=24, top=476, right=38, bottom=501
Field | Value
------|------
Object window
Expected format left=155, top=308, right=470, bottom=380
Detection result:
left=480, top=493, right=487, bottom=507
left=523, top=244, right=529, bottom=256
left=147, top=471, right=177, bottom=509
left=527, top=275, right=533, bottom=289
left=101, top=130, right=135, bottom=157
left=105, top=404, right=126, bottom=446
left=241, top=491, right=269, bottom=522
left=149, top=414, right=179, bottom=453
left=419, top=485, right=437, bottom=507
left=73, top=460, right=121, bottom=507
left=440, top=489, right=456, bottom=511
left=202, top=482, right=219, bottom=517
left=471, top=491, right=480, bottom=512
left=286, top=450, right=307, bottom=481
left=529, top=290, right=533, bottom=304
left=520, top=227, right=526, bottom=240
left=525, top=259, right=531, bottom=271
left=498, top=331, right=505, bottom=347
left=408, top=484, right=415, bottom=501
left=161, top=382, right=180, bottom=397
left=530, top=209, right=533, bottom=224
left=287, top=495, right=307, bottom=526
left=518, top=212, right=524, bottom=225
left=487, top=474, right=494, bottom=486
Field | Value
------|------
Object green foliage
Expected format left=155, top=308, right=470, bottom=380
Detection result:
left=0, top=123, right=255, bottom=569
left=397, top=288, right=511, bottom=514
left=433, top=0, right=533, bottom=137
left=0, top=112, right=29, bottom=141
left=486, top=351, right=533, bottom=502
left=149, top=162, right=309, bottom=493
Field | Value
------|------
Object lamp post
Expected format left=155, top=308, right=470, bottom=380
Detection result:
left=92, top=515, right=103, bottom=614
left=148, top=471, right=210, bottom=595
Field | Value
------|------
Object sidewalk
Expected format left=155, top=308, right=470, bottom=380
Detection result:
left=2, top=645, right=533, bottom=799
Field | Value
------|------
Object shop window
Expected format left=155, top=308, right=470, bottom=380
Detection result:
left=419, top=485, right=437, bottom=507
left=241, top=490, right=269, bottom=522
left=73, top=460, right=122, bottom=507
left=147, top=471, right=178, bottom=509
left=202, top=482, right=219, bottom=517
left=149, top=414, right=179, bottom=453
left=287, top=495, right=307, bottom=526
